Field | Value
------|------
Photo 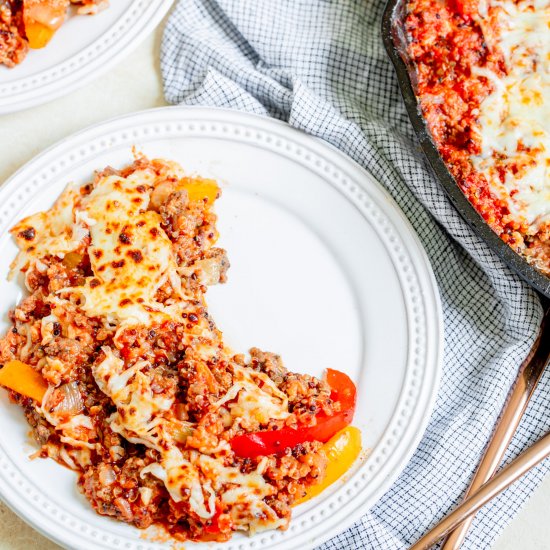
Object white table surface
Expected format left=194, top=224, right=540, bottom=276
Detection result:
left=0, top=23, right=549, bottom=550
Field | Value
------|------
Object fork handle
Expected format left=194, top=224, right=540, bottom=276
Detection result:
left=410, top=429, right=550, bottom=550
left=440, top=304, right=550, bottom=549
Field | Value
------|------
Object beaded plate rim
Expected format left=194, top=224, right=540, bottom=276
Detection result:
left=0, top=107, right=443, bottom=550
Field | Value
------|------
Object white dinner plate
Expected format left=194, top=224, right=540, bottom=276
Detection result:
left=0, top=0, right=173, bottom=114
left=0, top=107, right=442, bottom=549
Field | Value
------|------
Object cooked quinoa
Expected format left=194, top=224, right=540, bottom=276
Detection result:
left=0, top=156, right=336, bottom=541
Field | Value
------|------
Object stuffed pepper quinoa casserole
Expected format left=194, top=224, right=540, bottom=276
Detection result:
left=0, top=156, right=359, bottom=542
left=405, top=0, right=550, bottom=273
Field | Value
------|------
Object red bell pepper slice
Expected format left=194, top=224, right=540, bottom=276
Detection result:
left=230, top=369, right=357, bottom=458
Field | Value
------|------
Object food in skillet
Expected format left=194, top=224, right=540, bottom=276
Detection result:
left=405, top=0, right=550, bottom=273
left=0, top=156, right=360, bottom=541
left=0, top=0, right=108, bottom=67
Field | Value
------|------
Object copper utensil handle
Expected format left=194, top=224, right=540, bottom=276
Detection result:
left=440, top=304, right=550, bottom=549
left=410, top=429, right=550, bottom=550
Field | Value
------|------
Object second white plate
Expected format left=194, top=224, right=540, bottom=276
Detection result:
left=0, top=107, right=442, bottom=549
left=0, top=0, right=173, bottom=113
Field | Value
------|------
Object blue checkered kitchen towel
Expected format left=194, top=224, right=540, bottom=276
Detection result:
left=160, top=1, right=550, bottom=548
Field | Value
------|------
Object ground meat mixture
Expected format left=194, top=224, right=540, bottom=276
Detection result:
left=0, top=156, right=341, bottom=542
left=405, top=0, right=511, bottom=234
left=0, top=1, right=27, bottom=67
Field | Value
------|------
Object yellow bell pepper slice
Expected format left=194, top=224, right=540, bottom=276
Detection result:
left=0, top=360, right=48, bottom=404
left=296, top=426, right=362, bottom=505
left=179, top=177, right=220, bottom=205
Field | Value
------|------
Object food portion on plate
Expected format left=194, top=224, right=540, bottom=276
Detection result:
left=0, top=0, right=108, bottom=67
left=404, top=0, right=550, bottom=273
left=0, top=155, right=360, bottom=542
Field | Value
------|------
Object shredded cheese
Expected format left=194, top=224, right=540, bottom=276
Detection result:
left=214, top=364, right=290, bottom=424
left=9, top=185, right=86, bottom=278
left=473, top=0, right=550, bottom=232
left=70, top=171, right=182, bottom=325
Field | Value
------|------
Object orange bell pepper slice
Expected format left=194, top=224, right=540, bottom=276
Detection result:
left=179, top=177, right=220, bottom=205
left=24, top=22, right=56, bottom=49
left=295, top=426, right=362, bottom=505
left=0, top=360, right=48, bottom=404
left=23, top=0, right=69, bottom=49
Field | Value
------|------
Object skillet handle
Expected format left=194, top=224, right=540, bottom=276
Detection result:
left=439, top=302, right=550, bottom=549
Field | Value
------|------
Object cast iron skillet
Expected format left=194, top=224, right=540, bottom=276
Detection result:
left=381, top=0, right=550, bottom=298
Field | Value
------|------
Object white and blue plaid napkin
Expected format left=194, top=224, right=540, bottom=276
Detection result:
left=160, top=1, right=550, bottom=548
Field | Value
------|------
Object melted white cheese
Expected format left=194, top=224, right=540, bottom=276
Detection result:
left=214, top=364, right=290, bottom=424
left=94, top=348, right=290, bottom=530
left=93, top=347, right=177, bottom=447
left=73, top=171, right=181, bottom=325
left=40, top=314, right=59, bottom=345
left=9, top=185, right=87, bottom=278
left=141, top=450, right=285, bottom=532
left=473, top=0, right=550, bottom=232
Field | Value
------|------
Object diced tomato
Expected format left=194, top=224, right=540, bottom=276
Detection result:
left=448, top=0, right=477, bottom=19
left=204, top=510, right=222, bottom=534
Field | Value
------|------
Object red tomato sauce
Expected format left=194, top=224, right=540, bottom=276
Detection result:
left=404, top=0, right=526, bottom=247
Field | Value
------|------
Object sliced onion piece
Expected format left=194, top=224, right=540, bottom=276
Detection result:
left=98, top=464, right=116, bottom=486
left=55, top=381, right=84, bottom=417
